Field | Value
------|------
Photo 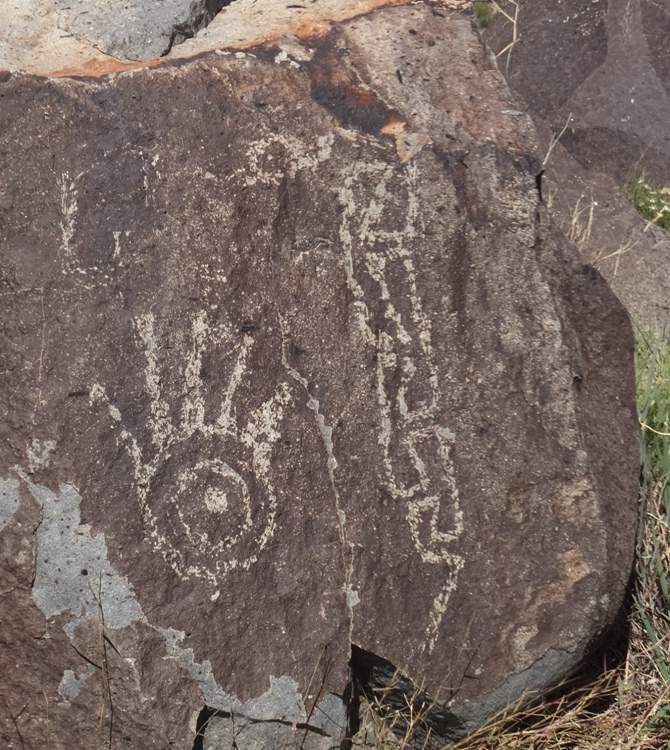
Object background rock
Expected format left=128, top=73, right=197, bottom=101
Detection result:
left=53, top=0, right=230, bottom=61
left=483, top=0, right=670, bottom=323
left=0, top=2, right=638, bottom=748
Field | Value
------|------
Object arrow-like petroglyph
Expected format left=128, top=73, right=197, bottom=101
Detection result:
left=91, top=310, right=292, bottom=588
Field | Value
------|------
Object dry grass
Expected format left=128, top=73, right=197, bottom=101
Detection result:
left=565, top=194, right=594, bottom=253
left=472, top=1, right=520, bottom=72
left=351, top=328, right=670, bottom=749
left=545, top=187, right=638, bottom=280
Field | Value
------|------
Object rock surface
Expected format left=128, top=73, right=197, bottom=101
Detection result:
left=483, top=0, right=670, bottom=323
left=0, top=2, right=638, bottom=749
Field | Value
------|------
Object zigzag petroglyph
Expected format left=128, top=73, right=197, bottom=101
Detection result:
left=337, top=159, right=464, bottom=654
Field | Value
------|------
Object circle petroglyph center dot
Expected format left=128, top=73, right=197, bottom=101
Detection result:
left=204, top=486, right=229, bottom=514
left=175, top=459, right=252, bottom=538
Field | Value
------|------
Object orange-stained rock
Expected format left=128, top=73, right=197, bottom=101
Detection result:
left=0, top=0, right=470, bottom=77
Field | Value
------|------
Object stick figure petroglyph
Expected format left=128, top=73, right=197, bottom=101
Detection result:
left=91, top=309, right=292, bottom=588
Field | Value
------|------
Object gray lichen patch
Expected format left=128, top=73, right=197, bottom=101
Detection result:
left=199, top=690, right=347, bottom=750
left=239, top=675, right=307, bottom=722
left=20, top=475, right=143, bottom=631
left=0, top=477, right=19, bottom=532
left=308, top=693, right=348, bottom=738
left=18, top=474, right=317, bottom=729
left=58, top=664, right=96, bottom=703
left=162, top=628, right=348, bottom=747
left=162, top=627, right=231, bottom=708
left=162, top=626, right=309, bottom=722
left=203, top=713, right=342, bottom=750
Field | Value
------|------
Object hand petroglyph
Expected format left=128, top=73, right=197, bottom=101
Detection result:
left=91, top=310, right=292, bottom=588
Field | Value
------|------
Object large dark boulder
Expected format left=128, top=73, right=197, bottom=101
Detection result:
left=0, top=3, right=638, bottom=748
